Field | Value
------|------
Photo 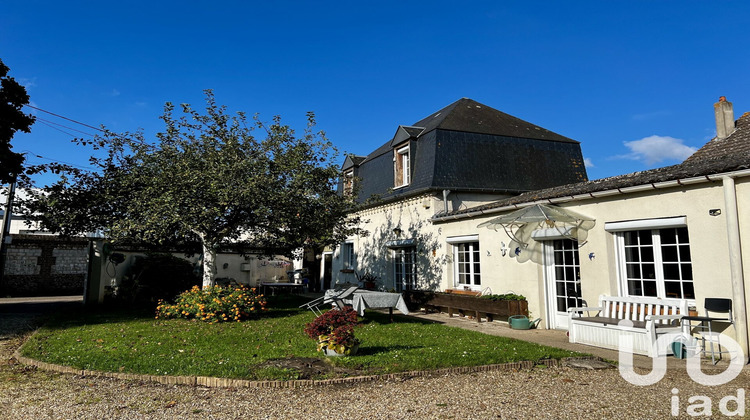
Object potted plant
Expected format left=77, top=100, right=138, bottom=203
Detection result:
left=304, top=308, right=360, bottom=356
left=355, top=271, right=379, bottom=290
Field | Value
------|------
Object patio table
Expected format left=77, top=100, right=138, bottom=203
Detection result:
left=351, top=290, right=410, bottom=320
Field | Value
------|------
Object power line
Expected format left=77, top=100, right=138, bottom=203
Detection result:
left=25, top=104, right=105, bottom=133
left=38, top=121, right=81, bottom=138
left=36, top=116, right=96, bottom=137
left=20, top=150, right=97, bottom=171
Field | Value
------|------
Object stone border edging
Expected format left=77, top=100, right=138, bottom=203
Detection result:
left=12, top=338, right=602, bottom=388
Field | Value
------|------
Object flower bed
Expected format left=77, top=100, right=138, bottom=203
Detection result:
left=155, top=285, right=267, bottom=323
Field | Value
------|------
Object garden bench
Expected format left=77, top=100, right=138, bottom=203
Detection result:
left=568, top=295, right=689, bottom=357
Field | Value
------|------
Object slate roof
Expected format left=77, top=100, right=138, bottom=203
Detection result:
left=412, top=98, right=578, bottom=143
left=342, top=98, right=587, bottom=205
left=434, top=111, right=750, bottom=221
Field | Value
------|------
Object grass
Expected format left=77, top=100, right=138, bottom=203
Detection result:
left=20, top=295, right=584, bottom=381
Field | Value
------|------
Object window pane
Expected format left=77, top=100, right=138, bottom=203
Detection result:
left=641, top=247, right=655, bottom=263
left=625, top=247, right=640, bottom=263
left=660, top=228, right=677, bottom=244
left=624, top=231, right=639, bottom=245
left=565, top=267, right=575, bottom=281
left=643, top=281, right=658, bottom=297
left=682, top=264, right=693, bottom=280
left=639, top=230, right=653, bottom=245
left=677, top=227, right=690, bottom=243
left=556, top=282, right=566, bottom=295
left=557, top=297, right=567, bottom=312
left=663, top=263, right=680, bottom=280
left=563, top=250, right=573, bottom=265
left=661, top=245, right=678, bottom=262
left=664, top=281, right=682, bottom=298
left=683, top=282, right=695, bottom=299
left=679, top=245, right=691, bottom=262
left=626, top=264, right=641, bottom=279
left=642, top=263, right=656, bottom=279
left=554, top=251, right=563, bottom=265
left=628, top=280, right=643, bottom=296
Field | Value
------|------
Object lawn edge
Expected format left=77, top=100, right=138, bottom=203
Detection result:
left=13, top=330, right=603, bottom=388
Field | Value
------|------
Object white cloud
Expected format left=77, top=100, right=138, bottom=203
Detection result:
left=620, top=135, right=697, bottom=165
left=18, top=77, right=37, bottom=89
left=583, top=157, right=594, bottom=168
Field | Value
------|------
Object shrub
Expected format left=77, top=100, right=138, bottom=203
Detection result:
left=304, top=308, right=360, bottom=354
left=155, top=285, right=267, bottom=323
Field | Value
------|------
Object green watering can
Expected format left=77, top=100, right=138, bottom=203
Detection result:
left=508, top=315, right=541, bottom=330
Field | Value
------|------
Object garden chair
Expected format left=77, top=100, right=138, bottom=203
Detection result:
left=299, top=286, right=359, bottom=316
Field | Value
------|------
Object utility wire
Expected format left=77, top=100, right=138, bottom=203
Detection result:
left=36, top=116, right=96, bottom=137
left=25, top=104, right=105, bottom=133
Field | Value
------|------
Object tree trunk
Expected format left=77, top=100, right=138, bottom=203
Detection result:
left=202, top=241, right=217, bottom=289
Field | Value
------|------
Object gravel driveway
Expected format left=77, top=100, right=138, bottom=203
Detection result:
left=2, top=297, right=748, bottom=419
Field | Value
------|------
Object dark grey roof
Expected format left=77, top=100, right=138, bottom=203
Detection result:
left=342, top=154, right=366, bottom=171
left=343, top=98, right=588, bottom=205
left=412, top=98, right=578, bottom=143
left=357, top=98, right=580, bottom=165
left=436, top=112, right=750, bottom=220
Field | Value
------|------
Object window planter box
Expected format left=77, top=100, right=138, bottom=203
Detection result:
left=402, top=290, right=528, bottom=323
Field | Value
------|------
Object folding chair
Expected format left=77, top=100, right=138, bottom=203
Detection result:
left=299, top=295, right=326, bottom=316
left=328, top=286, right=359, bottom=310
left=299, top=286, right=359, bottom=316
left=681, top=298, right=734, bottom=364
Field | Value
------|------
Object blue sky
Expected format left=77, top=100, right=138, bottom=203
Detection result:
left=2, top=1, right=749, bottom=186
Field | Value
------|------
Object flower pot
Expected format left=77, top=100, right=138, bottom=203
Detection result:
left=323, top=343, right=359, bottom=357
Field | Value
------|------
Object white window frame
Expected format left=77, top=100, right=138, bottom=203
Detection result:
left=452, top=240, right=481, bottom=289
left=342, top=242, right=355, bottom=270
left=609, top=219, right=694, bottom=302
left=393, top=246, right=416, bottom=292
left=394, top=145, right=410, bottom=188
left=343, top=169, right=354, bottom=196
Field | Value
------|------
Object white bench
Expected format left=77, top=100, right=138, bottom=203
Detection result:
left=568, top=295, right=689, bottom=357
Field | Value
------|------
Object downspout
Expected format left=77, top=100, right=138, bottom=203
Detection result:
left=722, top=175, right=749, bottom=362
left=442, top=189, right=451, bottom=214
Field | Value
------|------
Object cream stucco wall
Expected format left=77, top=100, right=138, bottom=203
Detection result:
left=337, top=175, right=750, bottom=343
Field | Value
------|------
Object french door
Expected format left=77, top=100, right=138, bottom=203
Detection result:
left=393, top=247, right=416, bottom=292
left=544, top=239, right=582, bottom=329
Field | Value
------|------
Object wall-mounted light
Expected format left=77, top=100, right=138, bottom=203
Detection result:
left=709, top=209, right=722, bottom=216
left=393, top=227, right=402, bottom=236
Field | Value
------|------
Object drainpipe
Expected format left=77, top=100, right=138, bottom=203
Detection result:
left=442, top=190, right=451, bottom=214
left=722, top=175, right=749, bottom=362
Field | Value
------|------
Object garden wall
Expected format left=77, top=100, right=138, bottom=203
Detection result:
left=1, top=234, right=88, bottom=296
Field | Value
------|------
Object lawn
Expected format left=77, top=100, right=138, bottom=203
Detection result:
left=20, top=295, right=583, bottom=381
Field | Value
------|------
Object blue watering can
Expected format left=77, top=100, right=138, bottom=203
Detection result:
left=508, top=315, right=541, bottom=330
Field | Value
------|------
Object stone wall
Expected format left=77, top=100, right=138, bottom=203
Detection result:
left=1, top=234, right=88, bottom=296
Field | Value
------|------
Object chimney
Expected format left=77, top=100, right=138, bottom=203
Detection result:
left=715, top=96, right=735, bottom=139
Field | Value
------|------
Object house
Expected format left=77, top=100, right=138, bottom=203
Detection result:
left=433, top=97, right=750, bottom=358
left=334, top=96, right=750, bottom=359
left=330, top=98, right=588, bottom=291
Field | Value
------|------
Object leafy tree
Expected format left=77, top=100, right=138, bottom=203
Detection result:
left=0, top=58, right=35, bottom=184
left=23, top=91, right=361, bottom=287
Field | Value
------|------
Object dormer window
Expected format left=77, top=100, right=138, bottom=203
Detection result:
left=343, top=169, right=354, bottom=197
left=394, top=145, right=410, bottom=188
